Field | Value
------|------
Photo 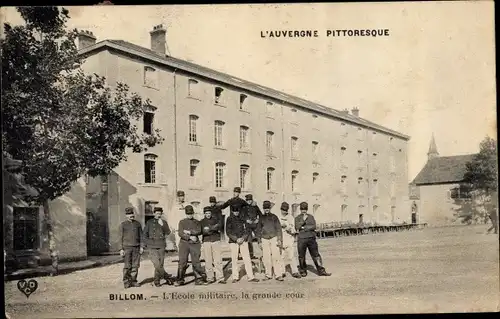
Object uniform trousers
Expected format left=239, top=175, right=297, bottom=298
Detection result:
left=177, top=240, right=205, bottom=280
left=261, top=237, right=284, bottom=278
left=229, top=242, right=255, bottom=280
left=280, top=234, right=299, bottom=274
left=148, top=248, right=168, bottom=284
left=202, top=241, right=223, bottom=281
left=297, top=236, right=321, bottom=269
left=123, top=246, right=141, bottom=284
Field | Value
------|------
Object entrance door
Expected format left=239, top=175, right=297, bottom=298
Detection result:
left=358, top=214, right=364, bottom=224
left=411, top=213, right=417, bottom=224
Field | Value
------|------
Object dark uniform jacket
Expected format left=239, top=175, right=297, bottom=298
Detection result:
left=200, top=216, right=222, bottom=242
left=178, top=218, right=202, bottom=244
left=208, top=204, right=224, bottom=223
left=294, top=214, right=317, bottom=239
left=119, top=220, right=143, bottom=250
left=143, top=218, right=171, bottom=249
left=242, top=204, right=263, bottom=223
left=259, top=212, right=283, bottom=242
left=226, top=214, right=250, bottom=243
left=220, top=197, right=248, bottom=213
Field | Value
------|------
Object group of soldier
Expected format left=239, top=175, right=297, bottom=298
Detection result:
left=119, top=187, right=331, bottom=289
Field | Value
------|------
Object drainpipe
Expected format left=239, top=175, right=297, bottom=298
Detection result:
left=280, top=101, right=286, bottom=203
left=173, top=68, right=179, bottom=197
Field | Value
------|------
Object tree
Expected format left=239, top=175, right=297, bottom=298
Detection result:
left=2, top=7, right=164, bottom=273
left=454, top=136, right=498, bottom=225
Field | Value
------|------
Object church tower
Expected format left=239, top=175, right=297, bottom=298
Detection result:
left=427, top=133, right=439, bottom=161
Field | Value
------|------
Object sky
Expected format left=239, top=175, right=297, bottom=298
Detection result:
left=1, top=2, right=496, bottom=181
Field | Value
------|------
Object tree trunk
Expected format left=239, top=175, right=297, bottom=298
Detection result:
left=43, top=200, right=58, bottom=275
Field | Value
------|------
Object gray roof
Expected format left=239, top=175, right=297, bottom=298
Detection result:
left=79, top=40, right=410, bottom=140
left=412, top=154, right=477, bottom=185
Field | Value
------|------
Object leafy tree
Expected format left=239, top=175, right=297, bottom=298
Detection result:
left=2, top=7, right=164, bottom=273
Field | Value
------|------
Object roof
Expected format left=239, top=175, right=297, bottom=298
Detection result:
left=412, top=154, right=477, bottom=185
left=78, top=40, right=410, bottom=140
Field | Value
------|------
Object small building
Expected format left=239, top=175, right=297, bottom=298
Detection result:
left=411, top=134, right=476, bottom=225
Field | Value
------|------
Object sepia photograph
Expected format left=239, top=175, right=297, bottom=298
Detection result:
left=2, top=2, right=498, bottom=317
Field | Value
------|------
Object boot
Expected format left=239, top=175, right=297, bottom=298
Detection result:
left=175, top=265, right=187, bottom=286
left=313, top=256, right=331, bottom=276
left=298, top=257, right=307, bottom=277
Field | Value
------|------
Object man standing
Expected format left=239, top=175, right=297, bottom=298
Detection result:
left=226, top=208, right=260, bottom=283
left=295, top=202, right=331, bottom=277
left=278, top=202, right=301, bottom=279
left=201, top=206, right=225, bottom=284
left=143, top=207, right=174, bottom=287
left=175, top=205, right=207, bottom=286
left=241, top=194, right=263, bottom=258
left=487, top=209, right=498, bottom=234
left=119, top=207, right=144, bottom=288
left=209, top=196, right=225, bottom=241
left=259, top=200, right=284, bottom=281
left=218, top=187, right=249, bottom=215
left=169, top=190, right=187, bottom=251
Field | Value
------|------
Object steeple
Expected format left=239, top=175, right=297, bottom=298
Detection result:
left=427, top=133, right=439, bottom=161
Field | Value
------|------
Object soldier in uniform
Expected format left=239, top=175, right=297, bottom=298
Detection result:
left=119, top=207, right=144, bottom=288
left=259, top=200, right=284, bottom=281
left=143, top=207, right=174, bottom=287
left=175, top=205, right=207, bottom=286
left=241, top=194, right=263, bottom=258
left=226, top=208, right=260, bottom=283
left=278, top=202, right=301, bottom=279
left=295, top=202, right=331, bottom=277
left=208, top=196, right=225, bottom=241
left=218, top=187, right=249, bottom=215
left=201, top=206, right=225, bottom=284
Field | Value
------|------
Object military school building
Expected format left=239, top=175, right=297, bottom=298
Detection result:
left=4, top=25, right=411, bottom=266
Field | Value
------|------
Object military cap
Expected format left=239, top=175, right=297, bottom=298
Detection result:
left=209, top=196, right=217, bottom=203
left=299, top=202, right=308, bottom=210
left=125, top=207, right=135, bottom=215
left=263, top=200, right=272, bottom=209
left=203, top=206, right=212, bottom=213
left=153, top=207, right=163, bottom=213
left=185, top=205, right=194, bottom=215
left=233, top=187, right=241, bottom=193
left=177, top=190, right=185, bottom=197
left=280, top=202, right=290, bottom=211
left=245, top=194, right=253, bottom=200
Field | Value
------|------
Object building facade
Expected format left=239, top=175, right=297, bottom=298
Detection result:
left=79, top=26, right=410, bottom=252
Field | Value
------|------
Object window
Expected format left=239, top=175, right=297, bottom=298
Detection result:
left=215, top=162, right=226, bottom=188
left=144, top=66, right=157, bottom=88
left=372, top=179, right=379, bottom=197
left=340, top=175, right=347, bottom=194
left=240, top=94, right=248, bottom=110
left=214, top=87, right=224, bottom=104
left=266, top=131, right=274, bottom=155
left=143, top=112, right=154, bottom=134
left=340, top=147, right=347, bottom=166
left=312, top=172, right=319, bottom=191
left=373, top=205, right=378, bottom=216
left=214, top=120, right=225, bottom=147
left=144, top=154, right=157, bottom=184
left=390, top=181, right=396, bottom=197
left=313, top=204, right=320, bottom=215
left=189, top=159, right=200, bottom=186
left=266, top=167, right=275, bottom=191
left=291, top=170, right=299, bottom=192
left=13, top=207, right=39, bottom=251
left=450, top=184, right=472, bottom=199
left=341, top=122, right=348, bottom=136
left=390, top=206, right=396, bottom=222
left=240, top=164, right=250, bottom=190
left=389, top=156, right=396, bottom=172
left=312, top=141, right=319, bottom=162
left=291, top=108, right=298, bottom=123
left=357, top=150, right=363, bottom=167
left=189, top=115, right=199, bottom=143
left=357, top=127, right=364, bottom=140
left=144, top=201, right=158, bottom=223
left=341, top=204, right=348, bottom=221
left=291, top=136, right=299, bottom=159
left=188, top=79, right=200, bottom=98
left=357, top=177, right=364, bottom=196
left=340, top=146, right=347, bottom=156
left=266, top=101, right=273, bottom=117
left=239, top=126, right=250, bottom=150
left=372, top=131, right=377, bottom=141
left=372, top=153, right=378, bottom=169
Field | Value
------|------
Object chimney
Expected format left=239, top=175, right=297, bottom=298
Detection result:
left=351, top=107, right=359, bottom=117
left=341, top=108, right=349, bottom=115
left=77, top=30, right=96, bottom=50
left=150, top=24, right=167, bottom=56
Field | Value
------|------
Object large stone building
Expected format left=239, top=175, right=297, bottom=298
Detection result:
left=79, top=26, right=410, bottom=253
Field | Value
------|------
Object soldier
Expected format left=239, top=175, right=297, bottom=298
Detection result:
left=259, top=200, right=284, bottom=281
left=226, top=208, right=260, bottom=283
left=143, top=207, right=174, bottom=287
left=119, top=207, right=144, bottom=288
left=169, top=190, right=187, bottom=250
left=201, top=206, right=225, bottom=284
left=209, top=196, right=225, bottom=241
left=278, top=202, right=301, bottom=279
left=295, top=202, right=331, bottom=277
left=241, top=194, right=263, bottom=258
left=218, top=187, right=249, bottom=215
left=175, top=205, right=207, bottom=286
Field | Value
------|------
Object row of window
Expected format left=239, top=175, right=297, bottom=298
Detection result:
left=143, top=66, right=402, bottom=143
